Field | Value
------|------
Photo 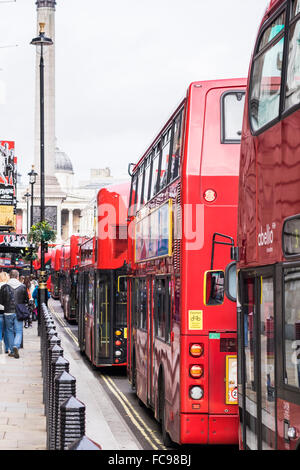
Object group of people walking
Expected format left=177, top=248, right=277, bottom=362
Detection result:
left=0, top=270, right=38, bottom=359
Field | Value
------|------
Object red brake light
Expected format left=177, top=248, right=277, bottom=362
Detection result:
left=115, top=340, right=122, bottom=346
left=190, top=343, right=204, bottom=358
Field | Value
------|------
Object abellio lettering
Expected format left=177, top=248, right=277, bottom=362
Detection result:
left=258, top=224, right=273, bottom=247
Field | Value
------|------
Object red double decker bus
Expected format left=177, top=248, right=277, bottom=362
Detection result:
left=77, top=182, right=130, bottom=366
left=236, top=0, right=300, bottom=451
left=50, top=245, right=61, bottom=300
left=60, top=235, right=82, bottom=322
left=127, top=78, right=246, bottom=446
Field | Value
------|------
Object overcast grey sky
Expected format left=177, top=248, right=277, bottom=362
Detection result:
left=0, top=0, right=268, bottom=184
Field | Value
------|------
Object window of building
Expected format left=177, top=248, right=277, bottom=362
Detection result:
left=221, top=92, right=245, bottom=143
left=250, top=14, right=285, bottom=132
left=284, top=267, right=300, bottom=389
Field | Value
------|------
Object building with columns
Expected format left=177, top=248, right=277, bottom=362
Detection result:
left=17, top=143, right=129, bottom=241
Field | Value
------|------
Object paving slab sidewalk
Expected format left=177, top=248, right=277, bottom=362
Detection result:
left=0, top=322, right=46, bottom=450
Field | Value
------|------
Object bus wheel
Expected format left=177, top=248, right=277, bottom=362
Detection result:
left=131, top=354, right=136, bottom=391
left=159, top=376, right=172, bottom=447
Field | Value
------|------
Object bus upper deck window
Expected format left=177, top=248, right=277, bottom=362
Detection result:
left=291, top=0, right=300, bottom=18
left=221, top=92, right=245, bottom=143
left=250, top=12, right=285, bottom=132
left=285, top=7, right=300, bottom=111
left=204, top=270, right=224, bottom=306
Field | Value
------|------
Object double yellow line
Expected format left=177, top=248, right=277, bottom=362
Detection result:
left=48, top=304, right=79, bottom=347
left=48, top=302, right=165, bottom=450
left=100, top=373, right=166, bottom=450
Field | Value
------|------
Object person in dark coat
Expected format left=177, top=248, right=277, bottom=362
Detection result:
left=0, top=269, right=29, bottom=358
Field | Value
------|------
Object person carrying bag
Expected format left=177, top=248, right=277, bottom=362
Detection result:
left=0, top=269, right=29, bottom=358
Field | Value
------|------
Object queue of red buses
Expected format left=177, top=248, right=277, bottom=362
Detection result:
left=77, top=183, right=130, bottom=367
left=59, top=235, right=83, bottom=322
left=50, top=245, right=61, bottom=299
left=235, top=0, right=300, bottom=451
left=126, top=78, right=246, bottom=446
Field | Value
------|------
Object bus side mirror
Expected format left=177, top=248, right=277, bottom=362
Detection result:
left=225, top=262, right=237, bottom=302
left=204, top=270, right=224, bottom=306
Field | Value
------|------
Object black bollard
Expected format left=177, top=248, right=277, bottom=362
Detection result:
left=53, top=371, right=76, bottom=450
left=48, top=356, right=70, bottom=450
left=67, top=436, right=102, bottom=450
left=45, top=344, right=64, bottom=414
left=60, top=396, right=85, bottom=450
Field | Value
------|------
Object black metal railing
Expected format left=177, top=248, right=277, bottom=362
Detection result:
left=40, top=303, right=102, bottom=451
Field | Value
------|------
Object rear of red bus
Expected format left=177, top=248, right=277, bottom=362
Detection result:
left=77, top=183, right=130, bottom=366
left=127, top=79, right=246, bottom=445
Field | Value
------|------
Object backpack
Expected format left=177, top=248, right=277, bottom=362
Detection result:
left=7, top=285, right=30, bottom=321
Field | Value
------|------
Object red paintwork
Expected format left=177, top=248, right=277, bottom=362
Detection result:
left=50, top=245, right=61, bottom=299
left=59, top=236, right=84, bottom=321
left=97, top=183, right=129, bottom=270
left=78, top=182, right=130, bottom=367
left=128, top=79, right=246, bottom=445
left=237, top=0, right=300, bottom=451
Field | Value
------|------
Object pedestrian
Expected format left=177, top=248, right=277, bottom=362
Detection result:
left=30, top=275, right=38, bottom=321
left=0, top=269, right=29, bottom=359
left=24, top=276, right=33, bottom=328
left=0, top=271, right=10, bottom=354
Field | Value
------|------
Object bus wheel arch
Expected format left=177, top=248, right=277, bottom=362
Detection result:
left=157, top=365, right=172, bottom=447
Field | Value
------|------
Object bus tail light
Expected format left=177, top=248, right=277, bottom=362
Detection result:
left=115, top=330, right=122, bottom=336
left=114, top=350, right=122, bottom=357
left=189, top=386, right=204, bottom=400
left=115, top=340, right=122, bottom=346
left=190, top=343, right=204, bottom=358
left=190, top=365, right=204, bottom=379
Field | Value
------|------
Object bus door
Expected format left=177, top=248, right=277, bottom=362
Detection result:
left=239, top=269, right=276, bottom=450
left=148, top=277, right=154, bottom=407
left=95, top=271, right=112, bottom=364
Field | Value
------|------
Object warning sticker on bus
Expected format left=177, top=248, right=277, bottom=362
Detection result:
left=188, top=310, right=203, bottom=330
left=226, top=355, right=238, bottom=405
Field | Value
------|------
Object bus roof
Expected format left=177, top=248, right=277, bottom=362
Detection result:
left=131, top=78, right=247, bottom=174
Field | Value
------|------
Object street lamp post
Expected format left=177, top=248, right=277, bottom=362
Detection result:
left=28, top=165, right=37, bottom=274
left=31, top=23, right=53, bottom=322
left=23, top=190, right=31, bottom=234
left=28, top=165, right=37, bottom=228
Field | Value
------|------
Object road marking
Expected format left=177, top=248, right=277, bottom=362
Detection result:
left=102, top=374, right=166, bottom=449
left=48, top=304, right=79, bottom=347
left=49, top=301, right=166, bottom=450
left=100, top=373, right=161, bottom=450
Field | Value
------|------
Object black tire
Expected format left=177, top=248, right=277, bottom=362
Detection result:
left=160, top=375, right=173, bottom=447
